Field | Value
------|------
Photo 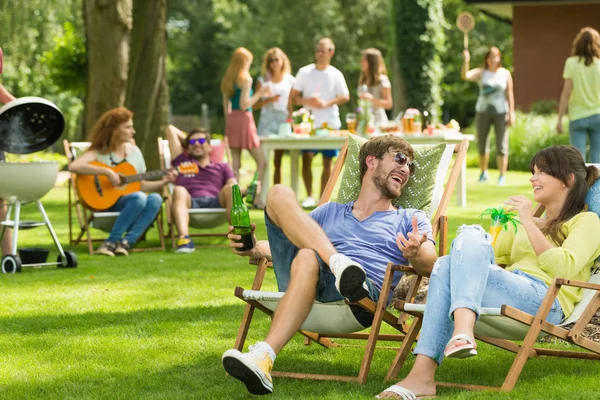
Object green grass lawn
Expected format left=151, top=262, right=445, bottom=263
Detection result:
left=1, top=155, right=599, bottom=399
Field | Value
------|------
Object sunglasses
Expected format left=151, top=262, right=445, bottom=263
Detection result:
left=189, top=137, right=207, bottom=146
left=268, top=58, right=280, bottom=63
left=389, top=152, right=416, bottom=176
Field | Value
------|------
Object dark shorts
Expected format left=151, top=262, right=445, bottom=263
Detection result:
left=264, top=210, right=379, bottom=328
left=191, top=196, right=222, bottom=209
left=301, top=149, right=338, bottom=158
left=0, top=150, right=5, bottom=162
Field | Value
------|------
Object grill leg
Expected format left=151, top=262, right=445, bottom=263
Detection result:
left=37, top=200, right=66, bottom=259
left=11, top=201, right=20, bottom=255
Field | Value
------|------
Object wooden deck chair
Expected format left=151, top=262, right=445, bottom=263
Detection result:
left=232, top=133, right=470, bottom=384
left=157, top=137, right=231, bottom=249
left=387, top=189, right=600, bottom=391
left=63, top=140, right=166, bottom=254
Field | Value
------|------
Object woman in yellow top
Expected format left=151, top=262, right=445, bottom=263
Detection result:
left=377, top=145, right=600, bottom=399
left=557, top=27, right=600, bottom=163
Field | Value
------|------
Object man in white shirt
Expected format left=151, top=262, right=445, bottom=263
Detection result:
left=288, top=38, right=350, bottom=208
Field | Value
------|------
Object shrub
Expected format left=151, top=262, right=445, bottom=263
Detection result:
left=466, top=112, right=569, bottom=171
left=529, top=99, right=558, bottom=116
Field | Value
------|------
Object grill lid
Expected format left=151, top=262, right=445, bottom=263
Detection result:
left=0, top=96, right=65, bottom=154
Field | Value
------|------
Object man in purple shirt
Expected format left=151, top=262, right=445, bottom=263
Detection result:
left=166, top=125, right=236, bottom=253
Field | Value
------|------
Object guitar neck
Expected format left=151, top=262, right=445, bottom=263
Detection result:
left=123, top=169, right=168, bottom=183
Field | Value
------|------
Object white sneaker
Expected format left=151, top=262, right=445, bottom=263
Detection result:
left=301, top=196, right=316, bottom=208
left=222, top=344, right=274, bottom=395
left=329, top=253, right=369, bottom=302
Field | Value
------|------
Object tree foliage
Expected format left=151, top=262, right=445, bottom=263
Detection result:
left=391, top=0, right=446, bottom=122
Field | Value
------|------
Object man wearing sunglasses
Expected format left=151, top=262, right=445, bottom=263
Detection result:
left=167, top=125, right=237, bottom=253
left=222, top=135, right=437, bottom=395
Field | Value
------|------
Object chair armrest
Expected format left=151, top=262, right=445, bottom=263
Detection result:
left=554, top=278, right=600, bottom=291
left=249, top=257, right=273, bottom=268
left=390, top=263, right=430, bottom=277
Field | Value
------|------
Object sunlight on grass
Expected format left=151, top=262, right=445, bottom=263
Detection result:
left=1, top=154, right=598, bottom=399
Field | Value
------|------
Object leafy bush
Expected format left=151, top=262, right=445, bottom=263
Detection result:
left=466, top=112, right=569, bottom=171
left=529, top=99, right=558, bottom=116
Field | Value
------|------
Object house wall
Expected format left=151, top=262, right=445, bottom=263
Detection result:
left=513, top=3, right=600, bottom=111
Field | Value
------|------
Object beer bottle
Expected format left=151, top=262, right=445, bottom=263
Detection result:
left=245, top=171, right=259, bottom=206
left=231, top=183, right=254, bottom=251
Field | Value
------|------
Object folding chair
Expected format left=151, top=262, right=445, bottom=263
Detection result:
left=388, top=203, right=600, bottom=391
left=232, top=133, right=470, bottom=384
left=63, top=140, right=166, bottom=254
left=157, top=137, right=231, bottom=249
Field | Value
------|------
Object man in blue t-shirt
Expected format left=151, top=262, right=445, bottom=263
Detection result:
left=166, top=125, right=236, bottom=253
left=222, top=135, right=438, bottom=395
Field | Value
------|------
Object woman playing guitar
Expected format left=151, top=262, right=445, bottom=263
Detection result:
left=69, top=107, right=176, bottom=256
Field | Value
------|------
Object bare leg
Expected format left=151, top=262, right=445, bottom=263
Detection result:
left=248, top=146, right=267, bottom=207
left=172, top=186, right=192, bottom=238
left=230, top=148, right=242, bottom=180
left=320, top=155, right=333, bottom=196
left=265, top=248, right=320, bottom=353
left=497, top=154, right=508, bottom=176
left=479, top=153, right=489, bottom=173
left=378, top=355, right=437, bottom=398
left=273, top=149, right=284, bottom=185
left=302, top=151, right=315, bottom=198
left=0, top=199, right=12, bottom=255
left=445, top=307, right=477, bottom=353
left=218, top=182, right=235, bottom=223
left=266, top=184, right=336, bottom=263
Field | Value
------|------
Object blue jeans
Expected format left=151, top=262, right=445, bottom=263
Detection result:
left=569, top=113, right=600, bottom=163
left=107, top=192, right=163, bottom=244
left=414, top=225, right=564, bottom=365
left=264, top=211, right=379, bottom=327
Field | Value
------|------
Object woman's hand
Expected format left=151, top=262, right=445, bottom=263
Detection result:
left=396, top=216, right=428, bottom=260
left=162, top=170, right=177, bottom=185
left=504, top=195, right=534, bottom=224
left=227, top=223, right=261, bottom=259
left=462, top=49, right=471, bottom=63
left=506, top=112, right=515, bottom=126
left=556, top=121, right=564, bottom=134
left=359, top=92, right=374, bottom=101
left=258, top=84, right=271, bottom=98
left=105, top=169, right=122, bottom=187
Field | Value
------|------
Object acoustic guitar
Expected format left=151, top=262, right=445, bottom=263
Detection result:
left=76, top=161, right=198, bottom=211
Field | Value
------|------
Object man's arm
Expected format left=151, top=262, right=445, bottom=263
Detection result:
left=166, top=124, right=186, bottom=160
left=324, top=94, right=349, bottom=108
left=227, top=224, right=272, bottom=261
left=0, top=83, right=15, bottom=104
left=407, top=240, right=437, bottom=276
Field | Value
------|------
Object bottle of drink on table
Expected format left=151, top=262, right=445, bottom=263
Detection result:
left=231, top=183, right=254, bottom=251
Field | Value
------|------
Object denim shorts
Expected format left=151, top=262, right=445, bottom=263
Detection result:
left=264, top=210, right=379, bottom=327
left=191, top=196, right=221, bottom=209
left=301, top=149, right=339, bottom=158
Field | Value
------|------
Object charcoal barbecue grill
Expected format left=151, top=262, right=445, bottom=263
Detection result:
left=0, top=96, right=77, bottom=273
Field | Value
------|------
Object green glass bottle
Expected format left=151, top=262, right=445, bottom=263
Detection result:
left=231, top=183, right=253, bottom=251
left=245, top=171, right=259, bottom=206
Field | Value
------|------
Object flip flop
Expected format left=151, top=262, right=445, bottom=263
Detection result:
left=375, top=385, right=436, bottom=399
left=444, top=333, right=477, bottom=359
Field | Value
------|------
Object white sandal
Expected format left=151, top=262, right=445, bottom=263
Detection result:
left=375, top=385, right=436, bottom=399
left=444, top=333, right=477, bottom=359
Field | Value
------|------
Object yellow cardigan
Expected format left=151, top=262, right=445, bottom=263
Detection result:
left=494, top=211, right=600, bottom=318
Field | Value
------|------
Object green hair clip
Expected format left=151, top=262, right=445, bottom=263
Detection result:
left=479, top=207, right=520, bottom=232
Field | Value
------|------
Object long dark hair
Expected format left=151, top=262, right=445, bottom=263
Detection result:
left=529, top=145, right=599, bottom=245
left=358, top=48, right=387, bottom=87
left=572, top=27, right=600, bottom=66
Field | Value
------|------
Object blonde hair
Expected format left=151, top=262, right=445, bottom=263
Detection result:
left=220, top=47, right=253, bottom=98
left=358, top=48, right=388, bottom=87
left=260, top=47, right=291, bottom=79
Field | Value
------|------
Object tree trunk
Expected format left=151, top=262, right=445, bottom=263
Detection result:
left=84, top=0, right=132, bottom=136
left=125, top=0, right=169, bottom=170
